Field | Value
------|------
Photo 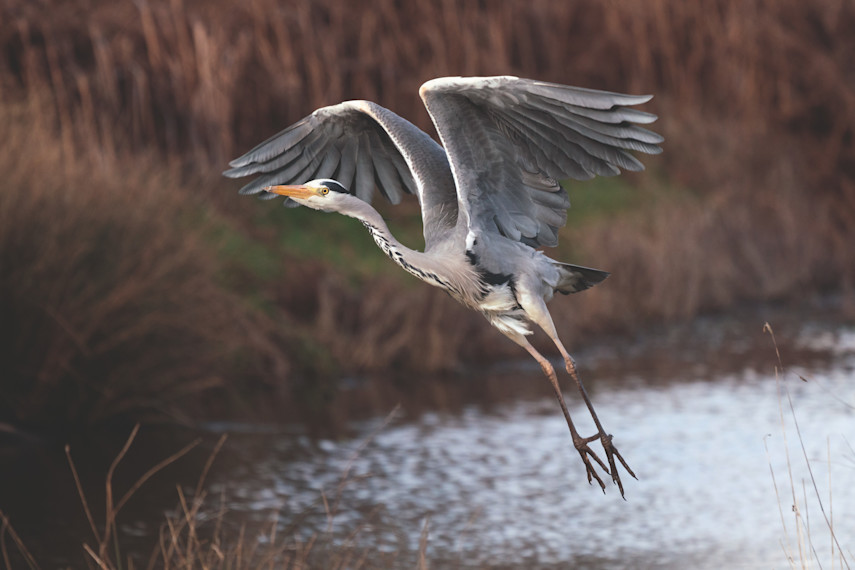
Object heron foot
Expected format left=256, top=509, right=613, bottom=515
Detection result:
left=572, top=431, right=635, bottom=498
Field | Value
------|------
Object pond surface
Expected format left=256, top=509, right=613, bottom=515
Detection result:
left=2, top=308, right=854, bottom=568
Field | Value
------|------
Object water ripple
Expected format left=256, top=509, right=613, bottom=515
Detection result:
left=213, top=358, right=855, bottom=568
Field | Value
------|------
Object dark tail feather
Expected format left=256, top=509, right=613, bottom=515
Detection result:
left=554, top=263, right=610, bottom=295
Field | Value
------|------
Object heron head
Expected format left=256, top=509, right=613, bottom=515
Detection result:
left=262, top=179, right=350, bottom=212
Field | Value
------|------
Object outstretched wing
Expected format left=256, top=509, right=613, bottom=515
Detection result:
left=419, top=76, right=662, bottom=248
left=224, top=100, right=457, bottom=248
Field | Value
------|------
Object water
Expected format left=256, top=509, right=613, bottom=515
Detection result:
left=2, top=311, right=854, bottom=568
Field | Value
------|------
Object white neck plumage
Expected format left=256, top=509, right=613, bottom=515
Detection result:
left=338, top=197, right=468, bottom=297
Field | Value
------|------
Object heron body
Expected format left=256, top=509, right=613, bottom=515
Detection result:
left=224, top=76, right=662, bottom=495
left=356, top=195, right=597, bottom=337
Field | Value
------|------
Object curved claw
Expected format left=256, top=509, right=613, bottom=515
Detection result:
left=572, top=434, right=610, bottom=491
left=600, top=434, right=636, bottom=498
left=573, top=432, right=635, bottom=498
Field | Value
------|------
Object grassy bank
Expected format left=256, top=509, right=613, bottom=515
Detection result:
left=1, top=0, right=854, bottom=427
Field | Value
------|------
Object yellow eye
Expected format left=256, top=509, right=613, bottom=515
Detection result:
left=320, top=187, right=329, bottom=195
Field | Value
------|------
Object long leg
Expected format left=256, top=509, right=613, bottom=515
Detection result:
left=503, top=331, right=611, bottom=491
left=515, top=288, right=636, bottom=496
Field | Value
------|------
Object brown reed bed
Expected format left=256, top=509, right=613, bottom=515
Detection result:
left=3, top=0, right=853, bottom=290
left=0, top=105, right=295, bottom=428
left=2, top=0, right=853, bottom=181
left=1, top=0, right=855, bottom=425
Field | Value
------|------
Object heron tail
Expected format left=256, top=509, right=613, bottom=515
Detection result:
left=554, top=263, right=609, bottom=295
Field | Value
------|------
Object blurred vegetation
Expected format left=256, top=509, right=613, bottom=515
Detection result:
left=1, top=0, right=854, bottom=427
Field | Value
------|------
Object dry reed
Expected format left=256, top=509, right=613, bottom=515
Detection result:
left=763, top=324, right=851, bottom=570
left=1, top=412, right=423, bottom=569
left=3, top=0, right=854, bottom=181
left=1, top=0, right=855, bottom=418
left=0, top=104, right=290, bottom=427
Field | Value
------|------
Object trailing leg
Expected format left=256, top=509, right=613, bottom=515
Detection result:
left=514, top=287, right=636, bottom=496
left=504, top=331, right=611, bottom=491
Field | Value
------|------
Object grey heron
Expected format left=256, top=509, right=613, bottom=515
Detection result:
left=224, top=76, right=662, bottom=496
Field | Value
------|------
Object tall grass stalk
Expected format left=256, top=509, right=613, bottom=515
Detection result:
left=0, top=408, right=422, bottom=569
left=763, top=323, right=851, bottom=570
left=0, top=510, right=39, bottom=570
left=66, top=425, right=203, bottom=567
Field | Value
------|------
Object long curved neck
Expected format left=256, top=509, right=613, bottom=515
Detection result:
left=340, top=198, right=465, bottom=294
left=344, top=199, right=424, bottom=271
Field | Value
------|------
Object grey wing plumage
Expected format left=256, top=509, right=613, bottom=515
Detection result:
left=225, top=102, right=413, bottom=204
left=224, top=100, right=457, bottom=245
left=419, top=76, right=663, bottom=248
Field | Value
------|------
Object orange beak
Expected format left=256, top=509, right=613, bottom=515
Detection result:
left=262, top=184, right=316, bottom=199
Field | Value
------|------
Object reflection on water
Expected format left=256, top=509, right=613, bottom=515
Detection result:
left=1, top=310, right=854, bottom=568
left=212, top=361, right=854, bottom=568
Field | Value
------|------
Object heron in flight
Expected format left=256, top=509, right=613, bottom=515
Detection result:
left=224, top=76, right=662, bottom=496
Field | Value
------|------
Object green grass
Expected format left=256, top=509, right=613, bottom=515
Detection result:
left=217, top=178, right=685, bottom=290
left=562, top=173, right=686, bottom=227
left=217, top=224, right=282, bottom=281
left=253, top=198, right=428, bottom=283
left=555, top=175, right=683, bottom=265
left=562, top=176, right=642, bottom=226
left=204, top=200, right=399, bottom=282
